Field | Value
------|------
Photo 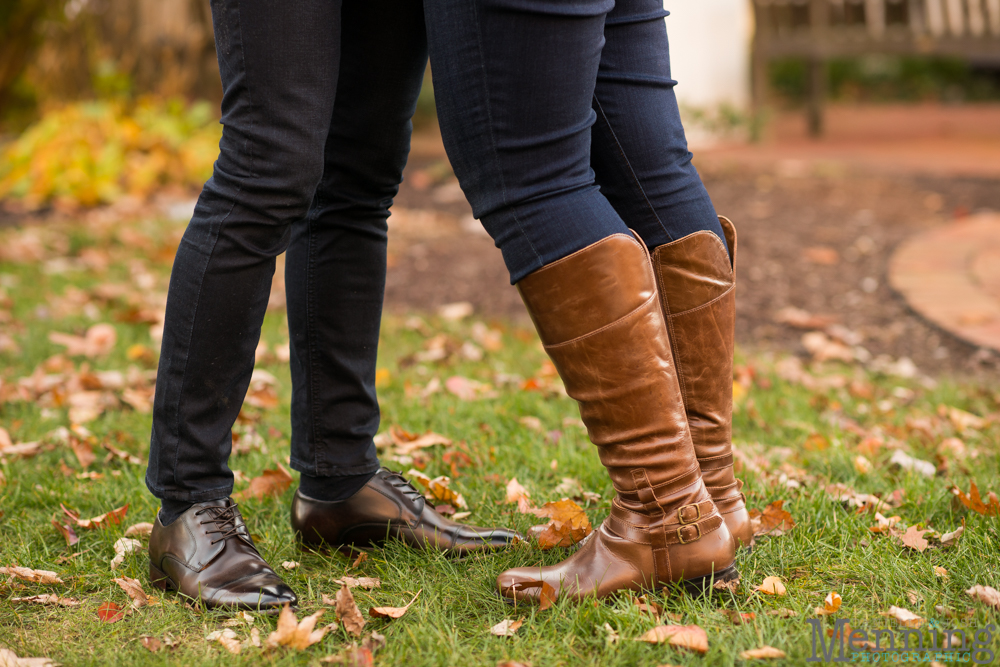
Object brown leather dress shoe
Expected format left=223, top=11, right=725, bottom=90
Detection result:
left=149, top=498, right=297, bottom=612
left=291, top=468, right=522, bottom=555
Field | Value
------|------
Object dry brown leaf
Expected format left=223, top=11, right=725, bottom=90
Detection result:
left=334, top=577, right=381, bottom=590
left=113, top=576, right=149, bottom=609
left=869, top=512, right=902, bottom=534
left=529, top=499, right=592, bottom=549
left=0, top=647, right=56, bottom=667
left=490, top=618, right=524, bottom=637
left=635, top=625, right=708, bottom=654
left=140, top=636, right=162, bottom=652
left=766, top=608, right=798, bottom=618
left=265, top=605, right=329, bottom=650
left=207, top=629, right=242, bottom=655
left=942, top=406, right=986, bottom=433
left=934, top=566, right=949, bottom=579
left=406, top=469, right=468, bottom=509
left=234, top=464, right=293, bottom=502
left=48, top=323, right=117, bottom=357
left=102, top=442, right=144, bottom=465
left=889, top=450, right=935, bottom=478
left=952, top=481, right=1000, bottom=516
left=10, top=594, right=80, bottom=607
left=124, top=522, right=154, bottom=537
left=966, top=585, right=1000, bottom=610
left=110, top=538, right=143, bottom=570
left=601, top=622, right=619, bottom=645
left=61, top=503, right=129, bottom=529
left=815, top=591, right=842, bottom=616
left=52, top=520, right=79, bottom=547
left=281, top=561, right=299, bottom=570
left=369, top=590, right=421, bottom=620
left=336, top=586, right=367, bottom=637
left=720, top=609, right=756, bottom=625
left=505, top=478, right=532, bottom=512
left=0, top=441, right=41, bottom=458
left=739, top=645, right=787, bottom=660
left=899, top=525, right=929, bottom=553
left=70, top=436, right=95, bottom=468
left=881, top=605, right=924, bottom=628
left=0, top=566, right=64, bottom=584
left=756, top=577, right=786, bottom=596
left=748, top=500, right=795, bottom=537
left=939, top=524, right=964, bottom=547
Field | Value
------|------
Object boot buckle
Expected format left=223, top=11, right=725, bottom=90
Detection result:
left=676, top=523, right=702, bottom=544
left=677, top=503, right=702, bottom=525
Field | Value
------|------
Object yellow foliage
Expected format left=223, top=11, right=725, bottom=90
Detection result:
left=0, top=98, right=221, bottom=210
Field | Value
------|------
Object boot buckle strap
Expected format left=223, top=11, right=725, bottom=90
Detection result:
left=676, top=523, right=702, bottom=544
left=677, top=503, right=702, bottom=525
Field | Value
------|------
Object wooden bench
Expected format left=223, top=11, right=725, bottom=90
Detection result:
left=751, top=0, right=1000, bottom=135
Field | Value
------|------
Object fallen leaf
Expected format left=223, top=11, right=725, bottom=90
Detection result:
left=385, top=428, right=451, bottom=455
left=952, top=481, right=1000, bottom=516
left=756, top=577, right=786, bottom=596
left=0, top=647, right=55, bottom=666
left=124, top=522, right=154, bottom=537
left=720, top=609, right=756, bottom=625
left=234, top=464, right=293, bottom=502
left=490, top=618, right=524, bottom=637
left=49, top=323, right=117, bottom=357
left=333, top=577, right=381, bottom=590
left=853, top=455, right=872, bottom=474
left=869, top=512, right=902, bottom=534
left=942, top=406, right=986, bottom=433
left=207, top=629, right=242, bottom=655
left=444, top=376, right=495, bottom=401
left=934, top=566, right=949, bottom=578
left=369, top=590, right=420, bottom=620
left=635, top=625, right=708, bottom=654
left=114, top=576, right=149, bottom=609
left=766, top=608, right=798, bottom=618
left=281, top=561, right=299, bottom=570
left=110, top=538, right=143, bottom=569
left=0, top=566, right=64, bottom=584
left=406, top=470, right=467, bottom=509
left=140, top=636, right=162, bottom=652
left=740, top=645, right=787, bottom=660
left=0, top=441, right=41, bottom=458
left=10, top=594, right=80, bottom=607
left=97, top=601, right=126, bottom=623
left=265, top=605, right=329, bottom=650
left=881, top=605, right=924, bottom=628
left=889, top=450, right=935, bottom=478
left=336, top=586, right=367, bottom=637
left=505, top=478, right=532, bottom=511
left=500, top=579, right=557, bottom=610
left=899, top=525, right=929, bottom=553
left=52, top=520, right=79, bottom=547
left=601, top=622, right=619, bottom=645
left=713, top=578, right=741, bottom=593
left=966, top=585, right=1000, bottom=610
left=70, top=436, right=95, bottom=468
left=529, top=499, right=592, bottom=549
left=61, top=503, right=129, bottom=529
left=815, top=591, right=842, bottom=616
left=748, top=500, right=795, bottom=537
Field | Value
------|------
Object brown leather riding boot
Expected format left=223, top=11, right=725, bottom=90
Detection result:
left=497, top=233, right=737, bottom=604
left=149, top=498, right=297, bottom=612
left=292, top=468, right=522, bottom=556
left=650, top=216, right=753, bottom=548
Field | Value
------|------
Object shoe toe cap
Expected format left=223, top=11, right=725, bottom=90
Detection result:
left=208, top=572, right=298, bottom=610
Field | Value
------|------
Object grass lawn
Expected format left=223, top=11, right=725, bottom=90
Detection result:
left=1, top=215, right=999, bottom=666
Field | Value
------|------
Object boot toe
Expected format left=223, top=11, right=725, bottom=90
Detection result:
left=496, top=566, right=546, bottom=602
left=454, top=526, right=524, bottom=551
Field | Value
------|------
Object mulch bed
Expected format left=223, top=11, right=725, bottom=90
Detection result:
left=388, top=155, right=1000, bottom=380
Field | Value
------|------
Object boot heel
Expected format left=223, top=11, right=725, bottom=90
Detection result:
left=149, top=563, right=175, bottom=591
left=680, top=564, right=740, bottom=595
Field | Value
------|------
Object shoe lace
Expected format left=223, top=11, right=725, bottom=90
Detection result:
left=381, top=469, right=425, bottom=505
left=196, top=502, right=245, bottom=545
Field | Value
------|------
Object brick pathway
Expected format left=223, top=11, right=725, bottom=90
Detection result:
left=889, top=213, right=1000, bottom=353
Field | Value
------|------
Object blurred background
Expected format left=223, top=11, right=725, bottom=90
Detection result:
left=1, top=0, right=999, bottom=378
